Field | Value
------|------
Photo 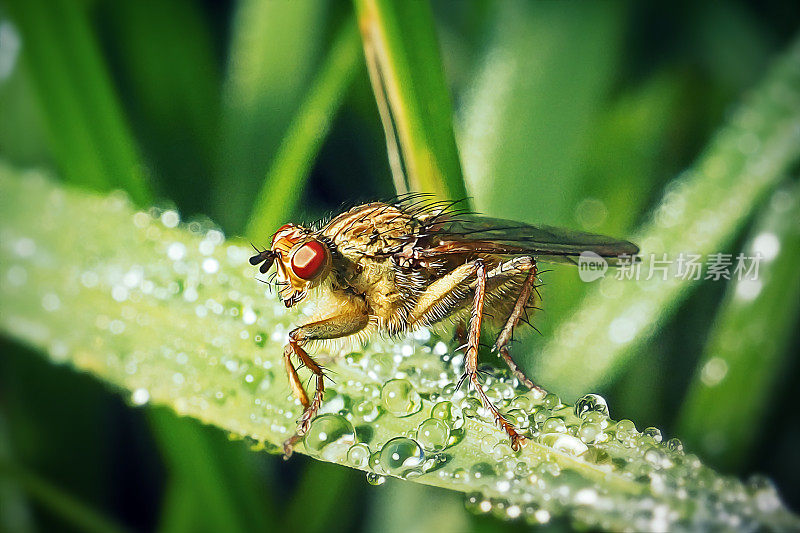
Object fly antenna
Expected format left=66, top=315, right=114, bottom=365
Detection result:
left=249, top=248, right=277, bottom=274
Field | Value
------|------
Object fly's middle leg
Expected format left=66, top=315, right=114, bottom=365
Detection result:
left=463, top=261, right=526, bottom=451
left=407, top=257, right=535, bottom=449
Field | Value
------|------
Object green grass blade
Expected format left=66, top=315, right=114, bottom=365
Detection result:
left=535, top=34, right=800, bottom=398
left=458, top=1, right=625, bottom=225
left=528, top=74, right=685, bottom=339
left=354, top=0, right=467, bottom=200
left=283, top=462, right=358, bottom=533
left=677, top=182, right=800, bottom=468
left=148, top=409, right=249, bottom=533
left=212, top=0, right=327, bottom=233
left=150, top=408, right=277, bottom=533
left=365, top=482, right=470, bottom=533
left=245, top=18, right=362, bottom=241
left=0, top=415, right=34, bottom=533
left=99, top=0, right=220, bottom=215
left=1, top=165, right=797, bottom=531
left=0, top=459, right=129, bottom=533
left=3, top=0, right=151, bottom=204
left=156, top=478, right=200, bottom=533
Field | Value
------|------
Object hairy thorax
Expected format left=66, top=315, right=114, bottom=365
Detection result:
left=321, top=203, right=430, bottom=334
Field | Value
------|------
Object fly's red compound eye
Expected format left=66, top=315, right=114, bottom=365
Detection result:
left=290, top=240, right=327, bottom=280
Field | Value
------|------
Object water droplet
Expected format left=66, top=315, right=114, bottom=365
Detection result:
left=13, top=237, right=35, bottom=257
left=470, top=462, right=496, bottom=481
left=202, top=257, right=219, bottom=274
left=574, top=393, right=610, bottom=419
left=541, top=417, right=566, bottom=434
left=304, top=414, right=355, bottom=461
left=642, top=426, right=663, bottom=443
left=381, top=379, right=422, bottom=417
left=665, top=437, right=684, bottom=455
left=700, top=357, right=729, bottom=386
left=510, top=395, right=533, bottom=411
left=347, top=443, right=371, bottom=468
left=643, top=446, right=672, bottom=469
left=506, top=409, right=530, bottom=430
left=242, top=368, right=273, bottom=393
left=166, top=241, right=186, bottom=260
left=530, top=406, right=550, bottom=425
left=582, top=410, right=609, bottom=428
left=416, top=418, right=450, bottom=451
left=353, top=400, right=381, bottom=422
left=487, top=381, right=514, bottom=403
left=441, top=383, right=457, bottom=397
left=533, top=508, right=551, bottom=524
left=574, top=487, right=599, bottom=505
left=542, top=393, right=561, bottom=410
left=541, top=433, right=588, bottom=456
left=131, top=388, right=150, bottom=406
left=506, top=504, right=522, bottom=519
left=366, top=472, right=386, bottom=486
left=160, top=210, right=179, bottom=228
left=460, top=396, right=482, bottom=418
left=752, top=232, right=780, bottom=261
left=379, top=437, right=425, bottom=478
left=491, top=442, right=515, bottom=460
left=368, top=353, right=396, bottom=381
left=253, top=332, right=268, bottom=348
left=430, top=400, right=463, bottom=429
left=578, top=421, right=603, bottom=444
left=614, top=419, right=638, bottom=447
left=748, top=475, right=781, bottom=512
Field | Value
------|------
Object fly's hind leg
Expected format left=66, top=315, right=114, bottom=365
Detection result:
left=282, top=310, right=369, bottom=458
left=463, top=261, right=527, bottom=451
left=491, top=257, right=546, bottom=395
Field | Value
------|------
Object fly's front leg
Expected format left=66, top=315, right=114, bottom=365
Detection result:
left=491, top=257, right=546, bottom=395
left=282, top=310, right=369, bottom=458
left=462, top=261, right=526, bottom=451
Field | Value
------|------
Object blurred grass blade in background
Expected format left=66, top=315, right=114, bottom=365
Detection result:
left=157, top=478, right=199, bottom=533
left=149, top=409, right=250, bottom=533
left=245, top=18, right=361, bottom=241
left=99, top=0, right=221, bottom=217
left=0, top=459, right=128, bottom=533
left=535, top=34, right=800, bottom=398
left=354, top=0, right=467, bottom=200
left=458, top=1, right=625, bottom=225
left=0, top=416, right=34, bottom=533
left=677, top=182, right=800, bottom=468
left=283, top=462, right=359, bottom=533
left=3, top=0, right=151, bottom=204
left=365, top=481, right=470, bottom=533
left=1, top=165, right=798, bottom=531
left=212, top=0, right=327, bottom=233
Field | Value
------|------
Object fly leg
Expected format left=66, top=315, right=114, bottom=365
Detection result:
left=462, top=261, right=527, bottom=451
left=282, top=310, right=369, bottom=458
left=407, top=259, right=529, bottom=449
left=491, top=257, right=546, bottom=395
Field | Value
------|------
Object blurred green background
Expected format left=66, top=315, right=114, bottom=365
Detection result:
left=1, top=1, right=799, bottom=532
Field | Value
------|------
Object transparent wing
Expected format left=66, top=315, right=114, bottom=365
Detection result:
left=421, top=214, right=639, bottom=266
